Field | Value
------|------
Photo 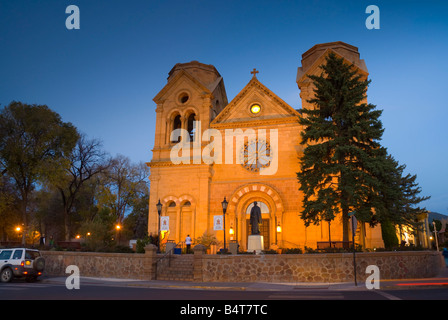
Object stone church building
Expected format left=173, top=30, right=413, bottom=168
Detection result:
left=147, top=41, right=385, bottom=251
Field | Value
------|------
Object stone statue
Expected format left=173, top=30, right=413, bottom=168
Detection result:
left=250, top=202, right=262, bottom=235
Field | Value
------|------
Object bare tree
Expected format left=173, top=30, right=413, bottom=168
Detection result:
left=52, top=134, right=110, bottom=240
left=97, top=154, right=149, bottom=224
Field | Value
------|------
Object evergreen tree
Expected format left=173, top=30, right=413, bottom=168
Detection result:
left=398, top=168, right=430, bottom=229
left=376, top=156, right=427, bottom=220
left=376, top=154, right=430, bottom=246
left=393, top=160, right=430, bottom=235
left=297, top=53, right=387, bottom=241
left=381, top=219, right=399, bottom=249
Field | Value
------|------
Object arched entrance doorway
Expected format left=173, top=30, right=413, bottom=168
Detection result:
left=227, top=184, right=284, bottom=251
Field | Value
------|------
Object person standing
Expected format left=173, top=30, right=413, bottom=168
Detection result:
left=185, top=234, right=192, bottom=254
left=39, top=234, right=46, bottom=248
left=49, top=235, right=54, bottom=248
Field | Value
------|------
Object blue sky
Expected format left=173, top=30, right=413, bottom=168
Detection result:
left=1, top=0, right=447, bottom=213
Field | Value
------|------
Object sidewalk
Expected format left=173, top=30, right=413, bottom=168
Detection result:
left=33, top=275, right=397, bottom=291
left=42, top=276, right=357, bottom=291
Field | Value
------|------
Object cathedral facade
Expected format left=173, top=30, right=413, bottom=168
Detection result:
left=147, top=42, right=384, bottom=251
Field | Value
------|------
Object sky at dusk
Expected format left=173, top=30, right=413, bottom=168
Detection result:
left=1, top=0, right=447, bottom=213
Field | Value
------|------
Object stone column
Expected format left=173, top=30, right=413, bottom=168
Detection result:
left=143, top=244, right=158, bottom=280
left=193, top=244, right=206, bottom=282
left=154, top=103, right=164, bottom=150
left=175, top=206, right=181, bottom=243
left=148, top=173, right=161, bottom=236
left=197, top=168, right=211, bottom=235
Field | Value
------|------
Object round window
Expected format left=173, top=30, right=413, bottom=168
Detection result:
left=250, top=104, right=261, bottom=114
left=179, top=93, right=189, bottom=104
left=240, top=139, right=272, bottom=172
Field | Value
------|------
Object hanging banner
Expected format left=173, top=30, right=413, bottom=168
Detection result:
left=160, top=216, right=169, bottom=231
left=349, top=211, right=358, bottom=233
left=214, top=215, right=223, bottom=231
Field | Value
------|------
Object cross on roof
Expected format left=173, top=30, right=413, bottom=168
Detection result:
left=250, top=68, right=259, bottom=78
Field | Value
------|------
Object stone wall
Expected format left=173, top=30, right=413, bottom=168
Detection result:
left=42, top=246, right=442, bottom=283
left=198, top=251, right=442, bottom=283
left=41, top=245, right=157, bottom=280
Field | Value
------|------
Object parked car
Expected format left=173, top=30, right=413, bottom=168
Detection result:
left=0, top=248, right=45, bottom=283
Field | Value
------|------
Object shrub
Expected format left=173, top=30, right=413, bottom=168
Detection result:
left=282, top=248, right=303, bottom=254
left=304, top=246, right=318, bottom=254
left=136, top=236, right=150, bottom=253
left=381, top=219, right=399, bottom=250
left=195, top=230, right=221, bottom=249
left=262, top=249, right=278, bottom=254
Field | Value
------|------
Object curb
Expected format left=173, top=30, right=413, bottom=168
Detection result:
left=127, top=283, right=248, bottom=291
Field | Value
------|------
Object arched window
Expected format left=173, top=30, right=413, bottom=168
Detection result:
left=182, top=201, right=191, bottom=207
left=187, top=113, right=196, bottom=142
left=168, top=201, right=176, bottom=208
left=171, top=114, right=182, bottom=143
left=246, top=201, right=269, bottom=214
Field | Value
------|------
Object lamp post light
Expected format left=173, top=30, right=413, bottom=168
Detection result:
left=221, top=197, right=228, bottom=253
left=15, top=224, right=26, bottom=245
left=156, top=199, right=163, bottom=253
left=115, top=223, right=122, bottom=245
left=276, top=223, right=282, bottom=233
left=275, top=217, right=282, bottom=245
left=15, top=226, right=22, bottom=241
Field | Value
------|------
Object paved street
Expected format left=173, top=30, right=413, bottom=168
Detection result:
left=0, top=280, right=385, bottom=300
left=1, top=274, right=447, bottom=318
left=1, top=273, right=447, bottom=301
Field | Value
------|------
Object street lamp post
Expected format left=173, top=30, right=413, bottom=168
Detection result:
left=433, top=221, right=439, bottom=251
left=156, top=199, right=163, bottom=253
left=221, top=197, right=228, bottom=253
left=349, top=211, right=358, bottom=286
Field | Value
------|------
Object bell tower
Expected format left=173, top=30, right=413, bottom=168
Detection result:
left=148, top=61, right=228, bottom=243
left=297, top=41, right=369, bottom=110
left=151, top=61, right=228, bottom=160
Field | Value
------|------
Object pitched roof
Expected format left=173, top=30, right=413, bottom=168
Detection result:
left=211, top=76, right=300, bottom=128
left=153, top=68, right=212, bottom=104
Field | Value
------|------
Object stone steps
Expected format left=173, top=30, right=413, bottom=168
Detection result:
left=156, top=255, right=194, bottom=281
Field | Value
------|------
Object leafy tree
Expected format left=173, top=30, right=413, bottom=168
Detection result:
left=79, top=207, right=116, bottom=251
left=0, top=102, right=79, bottom=244
left=297, top=53, right=387, bottom=241
left=34, top=187, right=65, bottom=242
left=124, top=193, right=149, bottom=240
left=0, top=175, right=20, bottom=241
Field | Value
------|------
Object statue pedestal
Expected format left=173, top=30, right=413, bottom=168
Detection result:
left=247, top=235, right=264, bottom=254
